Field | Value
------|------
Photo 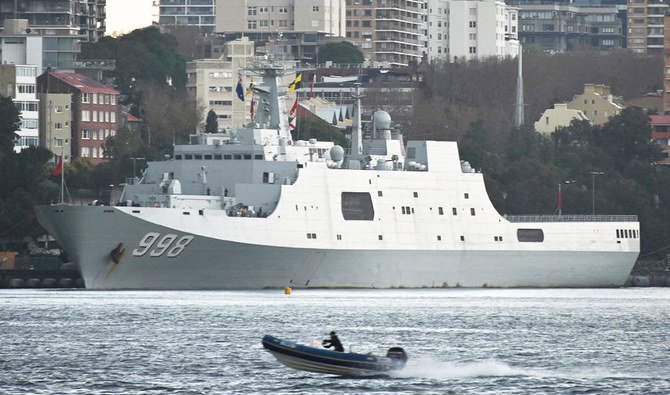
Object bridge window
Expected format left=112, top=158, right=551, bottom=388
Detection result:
left=341, top=192, right=374, bottom=221
left=517, top=229, right=544, bottom=242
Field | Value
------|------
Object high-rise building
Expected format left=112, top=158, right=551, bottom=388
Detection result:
left=159, top=0, right=216, bottom=34
left=627, top=0, right=667, bottom=54
left=514, top=2, right=622, bottom=53
left=0, top=19, right=80, bottom=72
left=0, top=0, right=106, bottom=42
left=346, top=0, right=424, bottom=67
left=0, top=64, right=39, bottom=152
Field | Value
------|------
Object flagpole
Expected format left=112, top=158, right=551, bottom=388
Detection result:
left=60, top=147, right=64, bottom=204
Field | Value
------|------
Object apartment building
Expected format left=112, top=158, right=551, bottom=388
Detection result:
left=512, top=2, right=622, bottom=52
left=0, top=19, right=80, bottom=72
left=627, top=0, right=666, bottom=54
left=445, top=0, right=519, bottom=61
left=0, top=0, right=106, bottom=42
left=216, top=0, right=345, bottom=62
left=186, top=38, right=255, bottom=131
left=37, top=71, right=119, bottom=164
left=159, top=0, right=216, bottom=34
left=346, top=0, right=424, bottom=67
left=0, top=64, right=39, bottom=152
left=38, top=93, right=73, bottom=162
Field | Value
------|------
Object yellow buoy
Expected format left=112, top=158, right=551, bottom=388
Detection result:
left=284, top=287, right=292, bottom=295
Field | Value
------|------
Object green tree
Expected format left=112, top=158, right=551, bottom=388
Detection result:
left=205, top=109, right=218, bottom=133
left=0, top=95, right=21, bottom=160
left=317, top=41, right=364, bottom=64
left=80, top=26, right=189, bottom=109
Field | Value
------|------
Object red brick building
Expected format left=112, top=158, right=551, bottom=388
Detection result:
left=37, top=71, right=120, bottom=165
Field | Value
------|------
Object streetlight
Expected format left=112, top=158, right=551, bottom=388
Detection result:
left=556, top=180, right=575, bottom=216
left=140, top=124, right=151, bottom=147
left=590, top=171, right=604, bottom=215
left=129, top=157, right=145, bottom=183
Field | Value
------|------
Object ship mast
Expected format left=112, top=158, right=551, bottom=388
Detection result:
left=514, top=46, right=524, bottom=128
left=350, top=83, right=363, bottom=162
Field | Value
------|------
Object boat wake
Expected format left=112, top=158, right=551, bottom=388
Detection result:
left=391, top=356, right=654, bottom=380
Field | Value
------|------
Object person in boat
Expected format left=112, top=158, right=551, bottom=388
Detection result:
left=322, top=331, right=344, bottom=352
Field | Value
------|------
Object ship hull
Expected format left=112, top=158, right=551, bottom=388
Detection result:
left=35, top=205, right=638, bottom=290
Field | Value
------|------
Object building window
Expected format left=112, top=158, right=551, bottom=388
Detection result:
left=82, top=110, right=90, bottom=122
left=312, top=6, right=319, bottom=11
left=452, top=207, right=458, bottom=215
left=81, top=93, right=90, bottom=103
left=17, top=84, right=35, bottom=94
left=248, top=6, right=257, bottom=15
left=81, top=129, right=90, bottom=139
left=81, top=147, right=90, bottom=157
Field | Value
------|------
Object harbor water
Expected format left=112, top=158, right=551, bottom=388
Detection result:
left=1, top=288, right=669, bottom=394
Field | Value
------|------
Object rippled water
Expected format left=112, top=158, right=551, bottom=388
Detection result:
left=1, top=288, right=669, bottom=394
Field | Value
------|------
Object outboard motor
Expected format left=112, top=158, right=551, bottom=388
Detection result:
left=386, top=347, right=408, bottom=368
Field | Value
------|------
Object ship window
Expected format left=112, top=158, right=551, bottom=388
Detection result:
left=413, top=192, right=418, bottom=198
left=224, top=155, right=232, bottom=160
left=184, top=154, right=193, bottom=160
left=175, top=155, right=182, bottom=160
left=460, top=235, right=465, bottom=241
left=616, top=229, right=620, bottom=238
left=470, top=208, right=476, bottom=216
left=402, top=206, right=406, bottom=214
left=378, top=191, right=383, bottom=197
left=194, top=154, right=203, bottom=160
left=337, top=234, right=342, bottom=240
left=262, top=172, right=275, bottom=183
left=341, top=192, right=375, bottom=221
left=204, top=155, right=212, bottom=160
left=234, top=154, right=242, bottom=160
left=464, top=193, right=469, bottom=199
left=624, top=230, right=629, bottom=238
left=438, top=207, right=444, bottom=215
left=437, top=235, right=442, bottom=241
left=517, top=229, right=544, bottom=242
left=452, top=207, right=457, bottom=215
left=183, top=212, right=190, bottom=215
left=214, top=154, right=222, bottom=160
left=407, top=147, right=415, bottom=158
left=255, top=154, right=263, bottom=160
left=244, top=154, right=252, bottom=160
left=378, top=235, right=383, bottom=240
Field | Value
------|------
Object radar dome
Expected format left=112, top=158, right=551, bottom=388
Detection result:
left=329, top=145, right=345, bottom=161
left=373, top=110, right=392, bottom=130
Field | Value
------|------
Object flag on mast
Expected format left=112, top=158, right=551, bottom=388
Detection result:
left=288, top=73, right=302, bottom=92
left=235, top=73, right=245, bottom=101
left=246, top=77, right=254, bottom=96
left=289, top=97, right=298, bottom=116
left=52, top=155, right=63, bottom=176
left=309, top=73, right=316, bottom=98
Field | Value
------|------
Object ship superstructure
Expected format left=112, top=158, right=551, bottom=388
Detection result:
left=35, top=63, right=640, bottom=289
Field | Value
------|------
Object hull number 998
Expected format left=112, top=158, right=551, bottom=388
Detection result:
left=132, top=232, right=194, bottom=257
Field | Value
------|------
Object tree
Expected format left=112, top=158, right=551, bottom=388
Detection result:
left=205, top=110, right=218, bottom=133
left=80, top=26, right=189, bottom=110
left=0, top=95, right=21, bottom=160
left=317, top=41, right=364, bottom=64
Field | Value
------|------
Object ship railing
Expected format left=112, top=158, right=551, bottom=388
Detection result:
left=504, top=214, right=638, bottom=222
